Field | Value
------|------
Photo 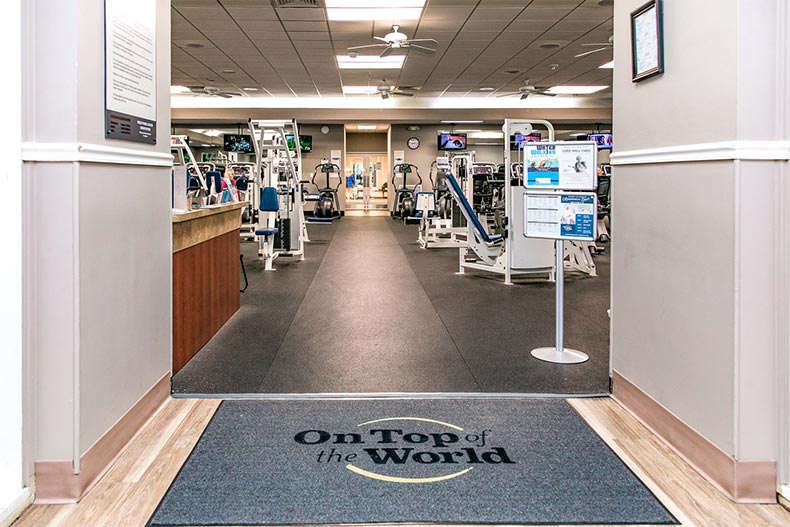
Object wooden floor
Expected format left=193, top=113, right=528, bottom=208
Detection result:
left=12, top=397, right=790, bottom=527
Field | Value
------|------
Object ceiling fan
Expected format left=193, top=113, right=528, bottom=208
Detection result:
left=348, top=25, right=438, bottom=58
left=377, top=85, right=419, bottom=99
left=575, top=34, right=614, bottom=58
left=188, top=86, right=242, bottom=98
left=496, top=80, right=555, bottom=99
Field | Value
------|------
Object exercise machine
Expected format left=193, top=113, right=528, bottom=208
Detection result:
left=391, top=163, right=422, bottom=223
left=417, top=156, right=468, bottom=249
left=310, top=160, right=342, bottom=221
left=452, top=119, right=560, bottom=284
left=248, top=119, right=308, bottom=270
left=228, top=162, right=259, bottom=239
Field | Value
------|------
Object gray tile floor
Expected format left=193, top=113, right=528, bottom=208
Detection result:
left=172, top=216, right=611, bottom=395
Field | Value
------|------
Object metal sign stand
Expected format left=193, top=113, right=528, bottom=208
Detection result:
left=530, top=239, right=589, bottom=364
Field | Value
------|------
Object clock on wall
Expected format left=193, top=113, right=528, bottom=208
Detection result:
left=407, top=137, right=420, bottom=150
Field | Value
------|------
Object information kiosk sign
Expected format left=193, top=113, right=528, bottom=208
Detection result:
left=523, top=141, right=597, bottom=190
left=524, top=193, right=597, bottom=242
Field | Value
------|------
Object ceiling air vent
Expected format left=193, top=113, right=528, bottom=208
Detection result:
left=271, top=0, right=324, bottom=7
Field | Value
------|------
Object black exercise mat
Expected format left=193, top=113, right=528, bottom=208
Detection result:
left=148, top=399, right=677, bottom=526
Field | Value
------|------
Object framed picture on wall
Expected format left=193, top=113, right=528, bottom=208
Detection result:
left=630, top=0, right=664, bottom=82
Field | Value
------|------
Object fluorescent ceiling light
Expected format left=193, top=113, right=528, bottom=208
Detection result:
left=547, top=85, right=608, bottom=95
left=599, top=61, right=614, bottom=69
left=327, top=7, right=423, bottom=20
left=342, top=85, right=382, bottom=94
left=357, top=125, right=378, bottom=130
left=468, top=132, right=503, bottom=139
left=440, top=120, right=483, bottom=124
left=171, top=85, right=190, bottom=94
left=326, top=0, right=424, bottom=6
left=337, top=55, right=404, bottom=69
left=568, top=132, right=588, bottom=137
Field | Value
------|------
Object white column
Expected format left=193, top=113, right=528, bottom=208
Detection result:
left=0, top=0, right=32, bottom=522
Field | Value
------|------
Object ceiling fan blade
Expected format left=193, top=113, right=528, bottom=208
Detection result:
left=380, top=46, right=394, bottom=58
left=347, top=44, right=388, bottom=50
left=495, top=92, right=518, bottom=98
left=520, top=93, right=529, bottom=100
left=581, top=42, right=613, bottom=47
left=392, top=91, right=415, bottom=97
left=535, top=92, right=557, bottom=97
left=574, top=47, right=608, bottom=58
left=405, top=38, right=438, bottom=44
left=407, top=44, right=436, bottom=54
left=217, top=93, right=232, bottom=98
left=373, top=36, right=389, bottom=42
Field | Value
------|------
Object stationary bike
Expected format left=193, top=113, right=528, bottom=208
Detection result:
left=391, top=163, right=422, bottom=221
left=311, top=161, right=342, bottom=219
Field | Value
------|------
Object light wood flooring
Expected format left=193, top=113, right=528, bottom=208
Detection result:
left=11, top=397, right=790, bottom=527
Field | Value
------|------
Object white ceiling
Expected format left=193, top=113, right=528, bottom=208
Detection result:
left=171, top=0, right=614, bottom=100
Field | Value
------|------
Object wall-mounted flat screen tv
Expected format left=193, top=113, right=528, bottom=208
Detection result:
left=285, top=134, right=313, bottom=153
left=588, top=133, right=613, bottom=150
left=510, top=132, right=542, bottom=150
left=438, top=133, right=467, bottom=151
left=223, top=134, right=254, bottom=153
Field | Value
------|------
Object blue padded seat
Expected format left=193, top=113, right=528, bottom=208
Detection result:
left=205, top=171, right=222, bottom=194
left=260, top=187, right=279, bottom=211
left=235, top=176, right=249, bottom=191
left=255, top=227, right=279, bottom=236
left=445, top=172, right=502, bottom=244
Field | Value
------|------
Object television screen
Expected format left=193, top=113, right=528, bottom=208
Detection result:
left=510, top=132, right=542, bottom=150
left=285, top=134, right=313, bottom=153
left=438, top=133, right=467, bottom=151
left=588, top=133, right=613, bottom=150
left=223, top=134, right=254, bottom=153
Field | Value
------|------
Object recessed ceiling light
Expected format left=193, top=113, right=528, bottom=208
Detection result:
left=547, top=85, right=608, bottom=95
left=337, top=55, right=404, bottom=69
left=538, top=42, right=562, bottom=50
left=357, top=124, right=378, bottom=130
left=221, top=69, right=237, bottom=74
left=407, top=125, right=420, bottom=131
left=325, top=0, right=424, bottom=6
left=242, top=87, right=259, bottom=91
left=327, top=4, right=424, bottom=21
left=568, top=132, right=588, bottom=137
left=170, top=85, right=191, bottom=94
left=478, top=87, right=494, bottom=91
left=503, top=69, right=520, bottom=74
left=342, top=85, right=384, bottom=94
left=184, top=42, right=205, bottom=49
left=599, top=61, right=614, bottom=69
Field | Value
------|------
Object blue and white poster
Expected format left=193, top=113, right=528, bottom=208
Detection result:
left=524, top=142, right=597, bottom=191
left=524, top=192, right=597, bottom=241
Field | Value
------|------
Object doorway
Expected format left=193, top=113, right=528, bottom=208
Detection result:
left=345, top=153, right=389, bottom=211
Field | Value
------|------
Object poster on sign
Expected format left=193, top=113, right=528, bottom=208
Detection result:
left=523, top=142, right=597, bottom=190
left=104, top=0, right=157, bottom=144
left=524, top=192, right=597, bottom=242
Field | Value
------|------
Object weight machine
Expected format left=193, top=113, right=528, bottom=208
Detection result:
left=417, top=156, right=468, bottom=249
left=248, top=119, right=308, bottom=270
left=227, top=162, right=259, bottom=240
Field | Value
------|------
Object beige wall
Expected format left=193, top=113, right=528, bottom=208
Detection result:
left=26, top=0, right=172, bottom=465
left=611, top=0, right=785, bottom=468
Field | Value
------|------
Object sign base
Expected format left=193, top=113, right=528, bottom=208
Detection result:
left=530, top=347, right=589, bottom=364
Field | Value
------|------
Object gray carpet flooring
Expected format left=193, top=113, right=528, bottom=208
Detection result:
left=172, top=216, right=611, bottom=394
left=147, top=399, right=677, bottom=526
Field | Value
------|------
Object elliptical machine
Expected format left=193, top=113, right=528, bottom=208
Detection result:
left=311, top=160, right=342, bottom=220
left=391, top=163, right=422, bottom=222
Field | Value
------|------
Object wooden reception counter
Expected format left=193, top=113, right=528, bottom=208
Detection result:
left=172, top=202, right=246, bottom=374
